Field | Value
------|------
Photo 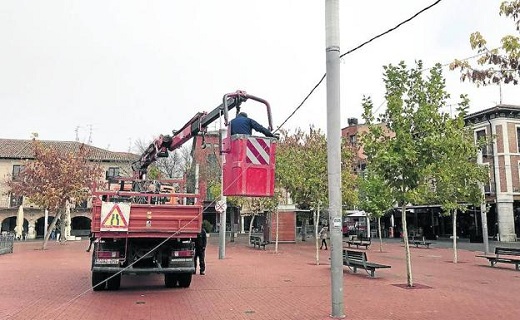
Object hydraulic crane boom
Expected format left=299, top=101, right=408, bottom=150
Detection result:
left=132, top=90, right=273, bottom=179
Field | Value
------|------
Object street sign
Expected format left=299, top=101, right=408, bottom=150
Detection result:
left=332, top=217, right=342, bottom=229
left=100, top=202, right=130, bottom=231
left=215, top=200, right=227, bottom=213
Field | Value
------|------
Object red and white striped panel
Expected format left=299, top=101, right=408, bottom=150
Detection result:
left=246, top=138, right=270, bottom=165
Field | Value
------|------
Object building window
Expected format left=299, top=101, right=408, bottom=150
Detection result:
left=9, top=193, right=23, bottom=208
left=349, top=134, right=357, bottom=145
left=516, top=161, right=520, bottom=193
left=106, top=167, right=120, bottom=180
left=517, top=127, right=520, bottom=153
left=475, top=129, right=488, bottom=157
left=484, top=163, right=492, bottom=194
left=12, top=165, right=25, bottom=181
left=77, top=200, right=88, bottom=209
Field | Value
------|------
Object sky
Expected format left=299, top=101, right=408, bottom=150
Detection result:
left=1, top=0, right=519, bottom=153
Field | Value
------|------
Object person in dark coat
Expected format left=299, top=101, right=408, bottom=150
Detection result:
left=194, top=227, right=207, bottom=275
left=86, top=231, right=95, bottom=252
left=230, top=112, right=274, bottom=137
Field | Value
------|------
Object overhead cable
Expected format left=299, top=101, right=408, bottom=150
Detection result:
left=276, top=0, right=443, bottom=132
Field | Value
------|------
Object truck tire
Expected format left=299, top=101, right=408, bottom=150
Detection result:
left=107, top=273, right=121, bottom=290
left=92, top=272, right=107, bottom=291
left=164, top=274, right=178, bottom=288
left=178, top=273, right=192, bottom=288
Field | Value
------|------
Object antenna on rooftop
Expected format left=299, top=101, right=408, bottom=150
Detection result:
left=87, top=124, right=93, bottom=145
left=499, top=83, right=503, bottom=104
left=75, top=126, right=80, bottom=142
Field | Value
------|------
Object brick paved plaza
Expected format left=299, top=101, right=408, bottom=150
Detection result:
left=1, top=236, right=519, bottom=320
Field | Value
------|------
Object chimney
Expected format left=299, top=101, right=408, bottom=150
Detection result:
left=347, top=118, right=358, bottom=126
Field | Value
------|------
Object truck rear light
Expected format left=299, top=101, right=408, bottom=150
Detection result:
left=97, top=251, right=119, bottom=258
left=172, top=250, right=193, bottom=257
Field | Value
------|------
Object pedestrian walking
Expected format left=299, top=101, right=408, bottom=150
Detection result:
left=194, top=226, right=207, bottom=275
left=319, top=226, right=328, bottom=250
left=86, top=232, right=95, bottom=252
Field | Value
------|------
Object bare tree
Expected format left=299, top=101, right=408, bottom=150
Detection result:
left=133, top=138, right=192, bottom=179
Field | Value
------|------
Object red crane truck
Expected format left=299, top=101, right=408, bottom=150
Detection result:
left=89, top=91, right=275, bottom=291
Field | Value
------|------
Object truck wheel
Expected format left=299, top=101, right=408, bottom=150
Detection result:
left=178, top=273, right=192, bottom=288
left=92, top=272, right=106, bottom=291
left=107, top=273, right=121, bottom=290
left=164, top=274, right=178, bottom=288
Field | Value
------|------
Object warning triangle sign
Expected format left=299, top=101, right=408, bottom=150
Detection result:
left=101, top=204, right=129, bottom=229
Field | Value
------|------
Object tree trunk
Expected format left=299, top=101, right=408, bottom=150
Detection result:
left=42, top=208, right=62, bottom=250
left=59, top=210, right=66, bottom=243
left=64, top=200, right=72, bottom=240
left=378, top=217, right=383, bottom=252
left=452, top=209, right=458, bottom=263
left=248, top=214, right=256, bottom=242
left=401, top=203, right=414, bottom=287
left=314, top=210, right=319, bottom=265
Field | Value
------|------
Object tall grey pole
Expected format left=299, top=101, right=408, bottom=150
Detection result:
left=219, top=127, right=227, bottom=259
left=479, top=177, right=490, bottom=254
left=325, top=0, right=344, bottom=318
left=480, top=202, right=490, bottom=254
left=476, top=148, right=490, bottom=253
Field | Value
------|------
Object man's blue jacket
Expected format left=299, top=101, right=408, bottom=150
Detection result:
left=230, top=113, right=274, bottom=137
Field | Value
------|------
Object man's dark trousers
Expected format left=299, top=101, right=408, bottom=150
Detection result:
left=194, top=247, right=205, bottom=273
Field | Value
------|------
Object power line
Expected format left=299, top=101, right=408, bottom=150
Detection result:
left=275, top=74, right=325, bottom=133
left=276, top=0, right=443, bottom=132
left=340, top=0, right=442, bottom=59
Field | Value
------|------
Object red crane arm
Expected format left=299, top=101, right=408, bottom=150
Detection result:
left=132, top=90, right=273, bottom=179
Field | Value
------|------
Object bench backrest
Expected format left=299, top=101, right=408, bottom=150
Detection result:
left=345, top=250, right=367, bottom=263
left=495, top=247, right=520, bottom=256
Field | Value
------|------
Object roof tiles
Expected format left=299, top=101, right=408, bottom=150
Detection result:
left=0, top=139, right=138, bottom=162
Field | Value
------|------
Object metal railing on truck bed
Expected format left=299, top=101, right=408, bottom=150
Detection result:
left=90, top=185, right=202, bottom=239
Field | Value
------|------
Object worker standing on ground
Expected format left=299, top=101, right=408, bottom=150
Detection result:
left=194, top=226, right=207, bottom=275
left=230, top=112, right=274, bottom=137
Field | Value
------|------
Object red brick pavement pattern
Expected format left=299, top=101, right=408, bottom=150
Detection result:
left=1, top=237, right=519, bottom=320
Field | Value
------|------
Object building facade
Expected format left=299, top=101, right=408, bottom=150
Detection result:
left=341, top=117, right=395, bottom=175
left=0, top=139, right=138, bottom=239
left=466, top=104, right=520, bottom=242
left=342, top=108, right=520, bottom=243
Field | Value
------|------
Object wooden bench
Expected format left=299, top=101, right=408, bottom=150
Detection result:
left=250, top=235, right=269, bottom=250
left=476, top=247, right=520, bottom=271
left=409, top=240, right=433, bottom=248
left=343, top=249, right=391, bottom=278
left=402, top=236, right=433, bottom=248
left=345, top=236, right=371, bottom=249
